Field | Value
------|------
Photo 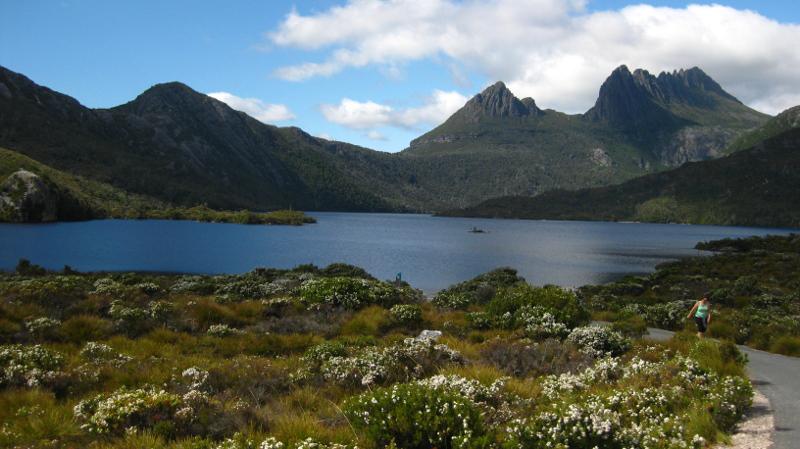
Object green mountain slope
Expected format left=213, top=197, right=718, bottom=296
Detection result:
left=0, top=146, right=315, bottom=224
left=0, top=66, right=396, bottom=212
left=726, top=105, right=800, bottom=152
left=441, top=125, right=800, bottom=228
left=401, top=67, right=769, bottom=208
left=0, top=146, right=166, bottom=220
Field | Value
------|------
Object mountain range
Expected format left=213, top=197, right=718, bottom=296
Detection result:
left=0, top=63, right=783, bottom=220
left=442, top=106, right=800, bottom=228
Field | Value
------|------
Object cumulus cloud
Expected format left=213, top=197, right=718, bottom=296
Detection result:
left=207, top=91, right=295, bottom=123
left=319, top=89, right=469, bottom=131
left=268, top=0, right=800, bottom=114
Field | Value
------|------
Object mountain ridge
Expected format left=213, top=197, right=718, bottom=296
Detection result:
left=0, top=64, right=775, bottom=214
left=439, top=111, right=800, bottom=228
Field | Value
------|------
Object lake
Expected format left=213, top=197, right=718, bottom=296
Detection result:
left=0, top=213, right=795, bottom=293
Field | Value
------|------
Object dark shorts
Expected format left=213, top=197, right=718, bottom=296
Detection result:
left=695, top=316, right=708, bottom=333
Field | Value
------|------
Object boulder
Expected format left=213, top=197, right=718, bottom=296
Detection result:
left=0, top=169, right=59, bottom=222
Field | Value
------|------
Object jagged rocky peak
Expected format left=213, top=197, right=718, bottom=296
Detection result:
left=657, top=66, right=739, bottom=104
left=585, top=65, right=664, bottom=123
left=459, top=81, right=541, bottom=120
left=586, top=64, right=744, bottom=123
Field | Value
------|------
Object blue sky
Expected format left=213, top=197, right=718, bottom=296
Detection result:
left=2, top=0, right=799, bottom=152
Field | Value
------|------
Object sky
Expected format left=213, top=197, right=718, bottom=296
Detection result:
left=1, top=1, right=799, bottom=152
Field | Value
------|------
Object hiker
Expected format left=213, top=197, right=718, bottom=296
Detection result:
left=687, top=293, right=712, bottom=338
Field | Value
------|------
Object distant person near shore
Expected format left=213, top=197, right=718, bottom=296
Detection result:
left=687, top=293, right=712, bottom=338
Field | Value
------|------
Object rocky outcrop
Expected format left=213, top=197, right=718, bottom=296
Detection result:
left=584, top=65, right=687, bottom=129
left=658, top=126, right=736, bottom=166
left=0, top=170, right=59, bottom=222
left=454, top=81, right=542, bottom=122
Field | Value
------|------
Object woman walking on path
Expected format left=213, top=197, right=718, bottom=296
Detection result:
left=687, top=293, right=712, bottom=338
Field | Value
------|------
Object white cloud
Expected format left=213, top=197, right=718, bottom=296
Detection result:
left=366, top=130, right=387, bottom=140
left=319, top=89, right=469, bottom=131
left=320, top=98, right=393, bottom=129
left=268, top=1, right=800, bottom=114
left=207, top=91, right=295, bottom=123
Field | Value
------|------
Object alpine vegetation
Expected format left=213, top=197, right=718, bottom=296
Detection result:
left=0, top=262, right=753, bottom=448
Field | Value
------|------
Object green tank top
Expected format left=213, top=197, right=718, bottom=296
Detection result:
left=695, top=302, right=710, bottom=319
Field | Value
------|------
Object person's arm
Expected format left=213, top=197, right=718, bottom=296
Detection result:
left=687, top=301, right=698, bottom=319
left=706, top=309, right=711, bottom=325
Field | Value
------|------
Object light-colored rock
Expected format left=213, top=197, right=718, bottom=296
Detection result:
left=416, top=330, right=443, bottom=341
left=589, top=148, right=612, bottom=167
left=0, top=169, right=58, bottom=222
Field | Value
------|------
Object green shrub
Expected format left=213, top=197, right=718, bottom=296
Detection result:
left=566, top=326, right=630, bottom=358
left=299, top=277, right=410, bottom=310
left=770, top=336, right=800, bottom=356
left=73, top=386, right=185, bottom=435
left=343, top=382, right=491, bottom=449
left=611, top=315, right=647, bottom=338
left=431, top=268, right=523, bottom=309
left=340, top=306, right=391, bottom=336
left=390, top=304, right=423, bottom=325
left=0, top=344, right=64, bottom=388
left=60, top=315, right=113, bottom=343
left=431, top=290, right=473, bottom=309
left=486, top=284, right=589, bottom=328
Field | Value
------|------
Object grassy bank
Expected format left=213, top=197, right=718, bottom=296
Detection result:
left=1, top=263, right=751, bottom=449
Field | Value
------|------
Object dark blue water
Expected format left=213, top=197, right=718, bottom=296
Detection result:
left=0, top=213, right=795, bottom=293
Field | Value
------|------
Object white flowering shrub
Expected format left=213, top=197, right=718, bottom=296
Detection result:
left=0, top=344, right=64, bottom=388
left=181, top=366, right=210, bottom=391
left=466, top=312, right=493, bottom=329
left=508, top=387, right=704, bottom=449
left=108, top=300, right=152, bottom=335
left=301, top=337, right=462, bottom=387
left=24, top=317, right=61, bottom=338
left=206, top=324, right=244, bottom=337
left=343, top=381, right=491, bottom=449
left=642, top=300, right=694, bottom=330
left=487, top=284, right=590, bottom=329
left=431, top=290, right=473, bottom=309
left=80, top=341, right=132, bottom=366
left=389, top=304, right=422, bottom=325
left=91, top=278, right=132, bottom=297
left=566, top=326, right=630, bottom=358
left=298, top=277, right=408, bottom=310
left=73, top=386, right=184, bottom=434
left=212, top=433, right=355, bottom=449
left=517, top=306, right=569, bottom=340
left=135, top=282, right=162, bottom=295
left=417, top=374, right=521, bottom=425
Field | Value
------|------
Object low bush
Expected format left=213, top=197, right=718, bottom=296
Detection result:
left=769, top=335, right=800, bottom=356
left=610, top=315, right=647, bottom=338
left=566, top=326, right=630, bottom=358
left=60, top=315, right=114, bottom=343
left=299, top=277, right=412, bottom=310
left=0, top=344, right=64, bottom=388
left=343, top=381, right=492, bottom=449
left=74, top=386, right=185, bottom=435
left=389, top=304, right=422, bottom=326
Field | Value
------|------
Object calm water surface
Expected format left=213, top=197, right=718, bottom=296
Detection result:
left=0, top=213, right=795, bottom=293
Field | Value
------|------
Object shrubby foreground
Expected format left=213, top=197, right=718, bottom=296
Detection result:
left=0, top=260, right=753, bottom=449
